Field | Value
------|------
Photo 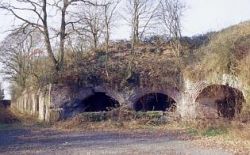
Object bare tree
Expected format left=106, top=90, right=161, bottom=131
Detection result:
left=157, top=0, right=185, bottom=89
left=103, top=0, right=120, bottom=53
left=71, top=1, right=105, bottom=51
left=101, top=0, right=120, bottom=78
left=158, top=0, right=185, bottom=57
left=124, top=0, right=160, bottom=52
left=122, top=0, right=160, bottom=83
left=0, top=29, right=40, bottom=88
left=0, top=0, right=96, bottom=71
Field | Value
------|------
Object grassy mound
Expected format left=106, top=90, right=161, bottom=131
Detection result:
left=184, top=21, right=250, bottom=112
left=185, top=21, right=250, bottom=80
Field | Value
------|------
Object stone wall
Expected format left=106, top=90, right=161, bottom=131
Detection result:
left=180, top=74, right=248, bottom=120
left=11, top=85, right=52, bottom=122
left=11, top=74, right=248, bottom=122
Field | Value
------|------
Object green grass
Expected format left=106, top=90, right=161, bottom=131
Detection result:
left=187, top=128, right=199, bottom=136
left=0, top=123, right=10, bottom=130
left=201, top=127, right=228, bottom=137
left=186, top=126, right=228, bottom=137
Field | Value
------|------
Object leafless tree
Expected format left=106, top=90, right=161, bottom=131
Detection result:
left=103, top=0, right=120, bottom=53
left=158, top=0, right=185, bottom=57
left=0, top=0, right=96, bottom=71
left=71, top=1, right=105, bottom=51
left=122, top=0, right=160, bottom=82
left=101, top=0, right=120, bottom=78
left=156, top=0, right=185, bottom=89
left=67, top=0, right=120, bottom=54
left=0, top=28, right=41, bottom=88
left=124, top=0, right=160, bottom=52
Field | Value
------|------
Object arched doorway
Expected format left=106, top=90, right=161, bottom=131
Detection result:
left=133, top=93, right=176, bottom=112
left=80, top=92, right=120, bottom=112
left=195, top=85, right=245, bottom=119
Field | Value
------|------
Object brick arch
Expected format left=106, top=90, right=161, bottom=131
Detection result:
left=133, top=92, right=177, bottom=112
left=80, top=92, right=120, bottom=112
left=195, top=84, right=246, bottom=102
left=190, top=74, right=244, bottom=101
left=129, top=87, right=181, bottom=107
left=59, top=86, right=122, bottom=118
left=93, top=86, right=123, bottom=105
left=194, top=84, right=245, bottom=119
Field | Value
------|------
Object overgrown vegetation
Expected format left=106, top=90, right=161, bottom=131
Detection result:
left=184, top=21, right=250, bottom=113
left=0, top=0, right=187, bottom=99
left=0, top=0, right=249, bottom=118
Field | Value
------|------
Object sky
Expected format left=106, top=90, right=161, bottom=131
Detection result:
left=182, top=0, right=250, bottom=36
left=1, top=0, right=250, bottom=99
left=1, top=0, right=250, bottom=40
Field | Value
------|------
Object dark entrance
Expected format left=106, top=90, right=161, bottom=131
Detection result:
left=196, top=85, right=245, bottom=119
left=134, top=93, right=176, bottom=112
left=81, top=92, right=119, bottom=112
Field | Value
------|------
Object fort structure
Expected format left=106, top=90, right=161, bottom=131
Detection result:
left=12, top=72, right=247, bottom=122
left=10, top=22, right=250, bottom=122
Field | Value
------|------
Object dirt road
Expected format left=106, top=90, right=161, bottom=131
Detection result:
left=0, top=126, right=234, bottom=155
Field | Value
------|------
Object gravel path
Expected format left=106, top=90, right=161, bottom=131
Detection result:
left=0, top=127, right=233, bottom=155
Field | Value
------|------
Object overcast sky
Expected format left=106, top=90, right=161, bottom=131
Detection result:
left=111, top=0, right=250, bottom=39
left=1, top=0, right=250, bottom=99
left=1, top=0, right=250, bottom=40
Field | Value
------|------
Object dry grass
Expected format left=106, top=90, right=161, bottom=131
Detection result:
left=59, top=46, right=182, bottom=91
left=184, top=21, right=250, bottom=114
left=53, top=114, right=250, bottom=153
left=185, top=21, right=250, bottom=80
left=54, top=119, right=187, bottom=136
left=53, top=109, right=181, bottom=132
left=189, top=120, right=250, bottom=154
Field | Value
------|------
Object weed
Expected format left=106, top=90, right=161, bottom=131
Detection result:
left=187, top=128, right=199, bottom=136
left=202, top=127, right=228, bottom=137
left=0, top=123, right=9, bottom=130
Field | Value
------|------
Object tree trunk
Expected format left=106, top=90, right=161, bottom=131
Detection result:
left=42, top=0, right=58, bottom=71
left=104, top=5, right=110, bottom=78
left=59, top=2, right=67, bottom=70
left=93, top=32, right=98, bottom=51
